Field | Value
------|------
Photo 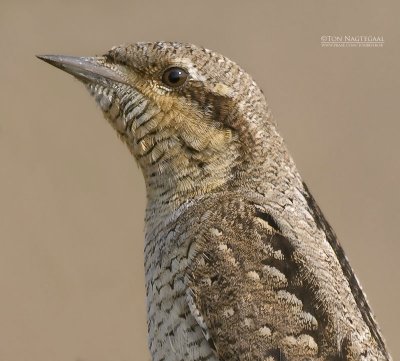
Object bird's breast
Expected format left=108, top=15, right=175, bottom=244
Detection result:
left=144, top=209, right=218, bottom=361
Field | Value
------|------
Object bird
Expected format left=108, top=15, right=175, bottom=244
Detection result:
left=37, top=42, right=391, bottom=361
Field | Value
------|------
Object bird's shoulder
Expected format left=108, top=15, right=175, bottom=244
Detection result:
left=157, top=191, right=387, bottom=361
left=179, top=192, right=322, bottom=360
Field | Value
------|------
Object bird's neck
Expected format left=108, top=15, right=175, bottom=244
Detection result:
left=141, top=116, right=302, bottom=236
left=142, top=138, right=241, bottom=232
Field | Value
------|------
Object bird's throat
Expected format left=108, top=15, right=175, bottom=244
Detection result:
left=142, top=134, right=241, bottom=226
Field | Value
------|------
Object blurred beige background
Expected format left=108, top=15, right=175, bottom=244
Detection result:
left=1, top=0, right=399, bottom=360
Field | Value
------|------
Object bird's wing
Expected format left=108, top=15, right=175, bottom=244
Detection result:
left=301, top=182, right=388, bottom=356
left=186, top=202, right=321, bottom=360
left=185, top=189, right=389, bottom=360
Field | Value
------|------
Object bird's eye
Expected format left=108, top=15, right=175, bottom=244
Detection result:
left=161, top=67, right=188, bottom=88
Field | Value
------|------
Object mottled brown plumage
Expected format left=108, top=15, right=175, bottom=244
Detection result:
left=38, top=42, right=391, bottom=361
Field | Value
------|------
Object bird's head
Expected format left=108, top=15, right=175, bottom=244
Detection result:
left=38, top=42, right=273, bottom=212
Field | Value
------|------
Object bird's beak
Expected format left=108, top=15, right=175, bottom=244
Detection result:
left=36, top=55, right=126, bottom=85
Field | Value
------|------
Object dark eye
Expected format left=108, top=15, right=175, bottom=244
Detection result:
left=161, top=67, right=188, bottom=88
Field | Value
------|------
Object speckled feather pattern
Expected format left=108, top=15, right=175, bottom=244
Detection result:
left=42, top=42, right=391, bottom=361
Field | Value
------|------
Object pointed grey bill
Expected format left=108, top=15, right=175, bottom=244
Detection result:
left=36, top=55, right=127, bottom=85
